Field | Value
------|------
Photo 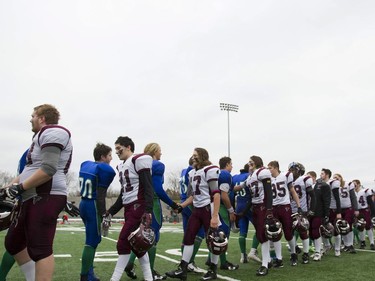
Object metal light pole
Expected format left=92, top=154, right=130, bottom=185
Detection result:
left=220, top=103, right=239, bottom=157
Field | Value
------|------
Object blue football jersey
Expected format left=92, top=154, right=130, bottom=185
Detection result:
left=79, top=161, right=116, bottom=200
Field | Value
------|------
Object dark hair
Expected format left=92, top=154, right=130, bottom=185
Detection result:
left=321, top=168, right=332, bottom=178
left=194, top=147, right=211, bottom=170
left=188, top=156, right=194, bottom=166
left=93, top=143, right=112, bottom=161
left=115, top=136, right=135, bottom=152
left=250, top=155, right=263, bottom=169
left=268, top=160, right=279, bottom=170
left=219, top=156, right=231, bottom=169
left=34, top=104, right=60, bottom=124
left=240, top=163, right=249, bottom=173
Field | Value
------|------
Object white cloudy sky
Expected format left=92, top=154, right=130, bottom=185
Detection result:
left=1, top=0, right=375, bottom=189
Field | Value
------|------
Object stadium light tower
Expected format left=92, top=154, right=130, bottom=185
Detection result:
left=220, top=103, right=239, bottom=157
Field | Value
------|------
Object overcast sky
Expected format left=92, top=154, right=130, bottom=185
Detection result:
left=1, top=0, right=374, bottom=190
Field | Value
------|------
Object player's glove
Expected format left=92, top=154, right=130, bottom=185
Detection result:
left=64, top=201, right=80, bottom=217
left=297, top=207, right=303, bottom=215
left=141, top=212, right=152, bottom=227
left=307, top=210, right=315, bottom=218
left=5, top=183, right=24, bottom=200
left=266, top=209, right=273, bottom=219
left=171, top=202, right=183, bottom=214
left=102, top=213, right=112, bottom=237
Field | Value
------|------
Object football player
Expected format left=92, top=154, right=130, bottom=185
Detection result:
left=79, top=143, right=116, bottom=281
left=216, top=156, right=239, bottom=271
left=354, top=180, right=375, bottom=250
left=125, top=143, right=181, bottom=280
left=308, top=170, right=331, bottom=261
left=245, top=156, right=273, bottom=276
left=289, top=162, right=316, bottom=264
left=334, top=174, right=358, bottom=254
left=3, top=104, right=73, bottom=280
left=105, top=136, right=154, bottom=281
left=268, top=161, right=301, bottom=267
left=322, top=169, right=342, bottom=257
left=0, top=149, right=28, bottom=281
left=178, top=157, right=205, bottom=273
left=231, top=164, right=261, bottom=264
left=166, top=147, right=221, bottom=281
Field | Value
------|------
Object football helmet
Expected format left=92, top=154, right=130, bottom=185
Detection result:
left=206, top=228, right=228, bottom=255
left=320, top=222, right=334, bottom=238
left=371, top=217, right=375, bottom=228
left=291, top=213, right=310, bottom=234
left=288, top=162, right=305, bottom=176
left=128, top=224, right=155, bottom=253
left=355, top=214, right=366, bottom=231
left=335, top=219, right=350, bottom=235
left=0, top=199, right=18, bottom=231
left=265, top=217, right=283, bottom=242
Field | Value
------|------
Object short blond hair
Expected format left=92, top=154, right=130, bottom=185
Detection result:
left=144, top=143, right=160, bottom=157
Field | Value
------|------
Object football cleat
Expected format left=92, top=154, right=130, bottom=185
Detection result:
left=255, top=266, right=268, bottom=276
left=187, top=262, right=200, bottom=273
left=152, top=269, right=166, bottom=280
left=165, top=261, right=188, bottom=281
left=125, top=262, right=137, bottom=280
left=200, top=263, right=217, bottom=281
left=273, top=259, right=283, bottom=268
left=335, top=250, right=341, bottom=257
left=290, top=253, right=298, bottom=266
left=248, top=250, right=262, bottom=263
left=220, top=261, right=239, bottom=271
left=240, top=254, right=248, bottom=264
left=312, top=252, right=321, bottom=261
left=302, top=253, right=309, bottom=264
left=360, top=241, right=366, bottom=249
left=370, top=244, right=375, bottom=251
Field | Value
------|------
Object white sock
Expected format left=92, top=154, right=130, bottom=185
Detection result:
left=347, top=232, right=354, bottom=246
left=111, top=254, right=129, bottom=281
left=322, top=237, right=330, bottom=247
left=314, top=237, right=322, bottom=253
left=20, top=260, right=35, bottom=281
left=359, top=231, right=365, bottom=241
left=261, top=242, right=270, bottom=268
left=368, top=229, right=374, bottom=244
left=288, top=238, right=296, bottom=254
left=334, top=235, right=341, bottom=251
left=302, top=238, right=309, bottom=253
left=139, top=253, right=153, bottom=281
left=210, top=254, right=219, bottom=265
left=273, top=240, right=282, bottom=260
left=182, top=245, right=193, bottom=263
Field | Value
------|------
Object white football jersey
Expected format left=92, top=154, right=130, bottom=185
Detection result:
left=188, top=165, right=220, bottom=208
left=272, top=171, right=293, bottom=206
left=329, top=179, right=340, bottom=209
left=356, top=187, right=372, bottom=210
left=339, top=183, right=355, bottom=209
left=290, top=175, right=313, bottom=213
left=246, top=167, right=272, bottom=205
left=19, top=125, right=73, bottom=199
left=116, top=153, right=152, bottom=205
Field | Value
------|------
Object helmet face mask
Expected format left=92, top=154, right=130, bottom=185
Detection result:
left=291, top=213, right=310, bottom=234
left=0, top=200, right=17, bottom=231
left=128, top=224, right=155, bottom=254
left=206, top=228, right=228, bottom=255
left=265, top=218, right=283, bottom=242
left=355, top=214, right=366, bottom=231
left=335, top=219, right=350, bottom=235
left=320, top=222, right=334, bottom=238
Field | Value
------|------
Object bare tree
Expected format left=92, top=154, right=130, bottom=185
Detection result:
left=66, top=170, right=80, bottom=196
left=0, top=170, right=16, bottom=187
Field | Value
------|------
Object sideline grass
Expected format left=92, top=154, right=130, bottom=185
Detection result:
left=0, top=222, right=374, bottom=280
